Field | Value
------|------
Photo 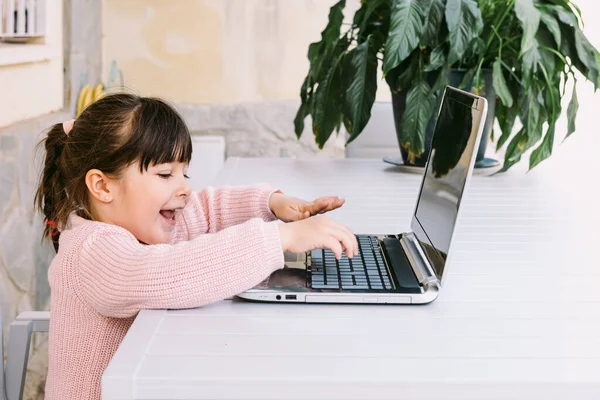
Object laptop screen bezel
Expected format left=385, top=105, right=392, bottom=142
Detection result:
left=409, top=86, right=487, bottom=284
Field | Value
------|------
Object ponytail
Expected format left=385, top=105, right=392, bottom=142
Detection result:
left=34, top=123, right=69, bottom=252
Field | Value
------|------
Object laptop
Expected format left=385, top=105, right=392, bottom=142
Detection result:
left=238, top=86, right=488, bottom=305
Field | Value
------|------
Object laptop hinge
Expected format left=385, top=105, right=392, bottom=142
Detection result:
left=399, top=232, right=438, bottom=286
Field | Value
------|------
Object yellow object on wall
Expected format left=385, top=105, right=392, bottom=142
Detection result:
left=76, top=84, right=106, bottom=117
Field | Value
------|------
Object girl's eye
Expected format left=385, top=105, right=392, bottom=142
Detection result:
left=184, top=174, right=190, bottom=179
left=158, top=174, right=172, bottom=179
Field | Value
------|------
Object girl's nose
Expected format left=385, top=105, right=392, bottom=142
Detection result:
left=177, top=182, right=192, bottom=198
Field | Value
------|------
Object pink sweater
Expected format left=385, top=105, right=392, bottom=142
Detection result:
left=44, top=186, right=284, bottom=400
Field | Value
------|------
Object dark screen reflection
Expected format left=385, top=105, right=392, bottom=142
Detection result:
left=414, top=95, right=479, bottom=279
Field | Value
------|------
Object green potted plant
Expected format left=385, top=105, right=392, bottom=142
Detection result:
left=294, top=0, right=599, bottom=172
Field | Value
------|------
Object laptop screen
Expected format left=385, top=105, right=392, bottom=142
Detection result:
left=411, top=87, right=485, bottom=281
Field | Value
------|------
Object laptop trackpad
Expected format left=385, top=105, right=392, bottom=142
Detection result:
left=253, top=255, right=310, bottom=291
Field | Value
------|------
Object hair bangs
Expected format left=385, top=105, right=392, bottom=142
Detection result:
left=134, top=98, right=193, bottom=172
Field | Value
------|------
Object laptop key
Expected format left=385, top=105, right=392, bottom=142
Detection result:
left=343, top=285, right=369, bottom=290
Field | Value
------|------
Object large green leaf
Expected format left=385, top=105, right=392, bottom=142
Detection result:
left=596, top=51, right=600, bottom=87
left=294, top=77, right=311, bottom=138
left=492, top=59, right=513, bottom=107
left=458, top=67, right=476, bottom=90
left=530, top=76, right=560, bottom=169
left=424, top=45, right=446, bottom=72
left=297, top=1, right=346, bottom=140
left=539, top=10, right=561, bottom=47
left=544, top=82, right=562, bottom=118
left=522, top=38, right=541, bottom=78
left=345, top=36, right=379, bottom=143
left=514, top=0, right=541, bottom=52
left=500, top=128, right=527, bottom=172
left=536, top=27, right=558, bottom=78
left=551, top=5, right=599, bottom=88
left=574, top=29, right=599, bottom=87
left=294, top=101, right=309, bottom=139
left=400, top=79, right=436, bottom=162
left=445, top=0, right=484, bottom=64
left=430, top=65, right=451, bottom=121
left=420, top=0, right=445, bottom=47
left=321, top=0, right=346, bottom=43
left=312, top=55, right=344, bottom=148
left=520, top=88, right=542, bottom=149
left=353, top=0, right=389, bottom=41
left=529, top=122, right=555, bottom=170
left=544, top=0, right=583, bottom=20
left=385, top=51, right=420, bottom=92
left=382, top=0, right=425, bottom=75
left=432, top=64, right=451, bottom=94
left=495, top=100, right=518, bottom=150
left=308, top=0, right=346, bottom=82
left=465, top=37, right=486, bottom=59
left=565, top=84, right=579, bottom=140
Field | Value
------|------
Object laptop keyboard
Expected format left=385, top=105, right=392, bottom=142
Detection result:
left=309, top=235, right=394, bottom=290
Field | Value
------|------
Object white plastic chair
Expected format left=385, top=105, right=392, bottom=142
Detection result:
left=1, top=308, right=50, bottom=400
left=344, top=101, right=399, bottom=158
left=188, top=135, right=226, bottom=191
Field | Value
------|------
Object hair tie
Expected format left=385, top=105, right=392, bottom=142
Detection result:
left=46, top=220, right=59, bottom=237
left=62, top=119, right=75, bottom=135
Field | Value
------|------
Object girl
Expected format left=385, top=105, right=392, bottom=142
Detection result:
left=35, top=93, right=358, bottom=400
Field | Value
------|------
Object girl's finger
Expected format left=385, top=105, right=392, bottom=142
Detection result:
left=302, top=201, right=327, bottom=215
left=319, top=197, right=345, bottom=214
left=329, top=225, right=357, bottom=259
left=338, top=223, right=358, bottom=257
left=323, top=236, right=343, bottom=260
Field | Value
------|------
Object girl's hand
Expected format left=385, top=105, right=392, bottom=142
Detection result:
left=278, top=215, right=358, bottom=259
left=270, top=192, right=345, bottom=222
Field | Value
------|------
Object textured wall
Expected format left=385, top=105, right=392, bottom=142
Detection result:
left=100, top=0, right=395, bottom=104
left=0, top=111, right=69, bottom=400
left=177, top=100, right=345, bottom=158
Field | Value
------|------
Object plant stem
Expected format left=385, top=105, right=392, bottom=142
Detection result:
left=484, top=0, right=515, bottom=51
left=474, top=57, right=485, bottom=92
left=419, top=50, right=424, bottom=80
left=491, top=25, right=503, bottom=59
left=500, top=60, right=522, bottom=84
left=538, top=62, right=557, bottom=119
left=540, top=45, right=569, bottom=66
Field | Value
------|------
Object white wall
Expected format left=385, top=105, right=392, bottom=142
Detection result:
left=543, top=0, right=600, bottom=169
left=0, top=1, right=64, bottom=128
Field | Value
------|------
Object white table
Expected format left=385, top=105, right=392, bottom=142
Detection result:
left=103, top=157, right=600, bottom=400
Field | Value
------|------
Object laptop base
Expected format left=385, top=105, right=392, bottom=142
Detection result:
left=237, top=234, right=440, bottom=305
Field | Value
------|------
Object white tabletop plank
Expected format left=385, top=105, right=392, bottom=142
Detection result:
left=102, top=157, right=600, bottom=400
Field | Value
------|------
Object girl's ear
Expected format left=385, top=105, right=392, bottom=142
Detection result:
left=85, top=169, right=115, bottom=203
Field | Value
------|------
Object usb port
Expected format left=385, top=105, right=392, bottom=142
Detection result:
left=285, top=295, right=297, bottom=300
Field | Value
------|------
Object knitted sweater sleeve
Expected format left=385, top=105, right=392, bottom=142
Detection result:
left=77, top=219, right=283, bottom=318
left=171, top=185, right=279, bottom=242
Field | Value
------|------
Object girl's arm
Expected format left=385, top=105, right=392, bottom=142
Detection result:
left=77, top=218, right=283, bottom=318
left=171, top=185, right=278, bottom=242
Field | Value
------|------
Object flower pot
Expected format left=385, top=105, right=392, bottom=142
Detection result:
left=391, top=69, right=497, bottom=167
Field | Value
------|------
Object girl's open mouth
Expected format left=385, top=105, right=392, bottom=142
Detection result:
left=159, top=209, right=176, bottom=226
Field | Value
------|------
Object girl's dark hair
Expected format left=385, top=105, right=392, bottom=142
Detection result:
left=35, top=93, right=192, bottom=251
